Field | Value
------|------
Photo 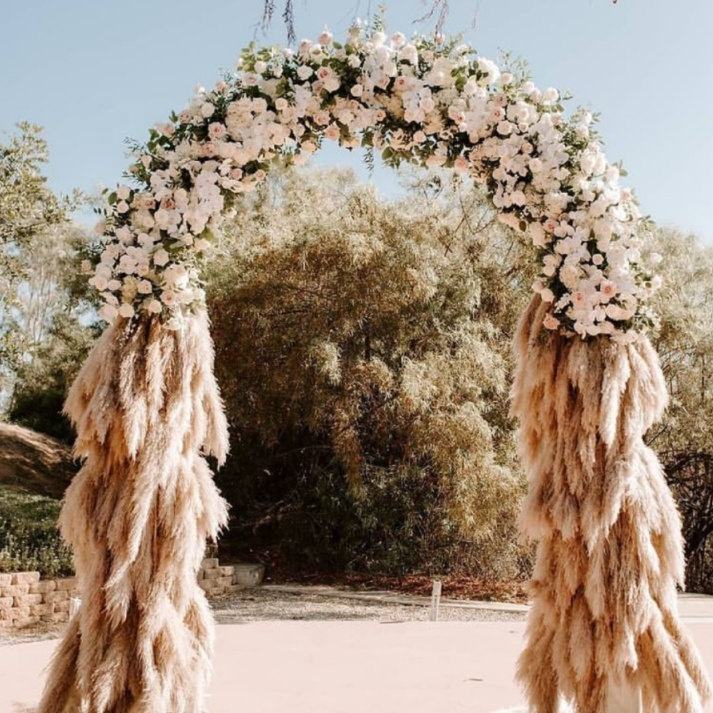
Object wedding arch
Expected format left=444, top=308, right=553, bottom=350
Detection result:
left=39, top=25, right=710, bottom=713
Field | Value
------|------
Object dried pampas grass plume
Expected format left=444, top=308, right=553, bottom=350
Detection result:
left=512, top=296, right=711, bottom=712
left=38, top=311, right=228, bottom=713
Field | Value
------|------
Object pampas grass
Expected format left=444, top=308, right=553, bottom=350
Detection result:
left=38, top=311, right=228, bottom=713
left=512, top=297, right=711, bottom=713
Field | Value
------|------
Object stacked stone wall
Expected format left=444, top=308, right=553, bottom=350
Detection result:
left=1, top=557, right=261, bottom=629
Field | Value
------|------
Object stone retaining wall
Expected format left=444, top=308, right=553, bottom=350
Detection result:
left=197, top=557, right=246, bottom=598
left=1, top=557, right=256, bottom=630
left=0, top=571, right=78, bottom=629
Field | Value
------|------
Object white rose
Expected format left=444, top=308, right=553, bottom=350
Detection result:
left=138, top=279, right=153, bottom=294
left=153, top=248, right=169, bottom=266
left=116, top=185, right=131, bottom=200
left=297, top=65, right=313, bottom=80
left=254, top=60, right=267, bottom=74
left=119, top=303, right=135, bottom=318
left=543, top=87, right=559, bottom=104
left=540, top=288, right=555, bottom=303
left=391, top=32, right=406, bottom=48
left=147, top=299, right=162, bottom=314
left=398, top=44, right=418, bottom=65
left=476, top=57, right=501, bottom=85
left=99, top=303, right=118, bottom=321
left=200, top=102, right=215, bottom=118
left=91, top=276, right=109, bottom=291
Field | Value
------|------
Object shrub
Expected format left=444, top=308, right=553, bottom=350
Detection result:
left=207, top=169, right=534, bottom=577
left=0, top=487, right=73, bottom=577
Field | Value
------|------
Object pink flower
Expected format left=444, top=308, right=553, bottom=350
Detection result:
left=600, top=280, right=617, bottom=300
left=325, top=124, right=340, bottom=141
left=453, top=156, right=470, bottom=173
left=543, top=314, right=560, bottom=330
left=209, top=122, right=227, bottom=140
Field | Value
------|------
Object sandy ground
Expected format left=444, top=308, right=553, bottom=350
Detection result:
left=1, top=590, right=712, bottom=713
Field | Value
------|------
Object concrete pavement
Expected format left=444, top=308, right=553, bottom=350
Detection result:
left=2, top=615, right=713, bottom=712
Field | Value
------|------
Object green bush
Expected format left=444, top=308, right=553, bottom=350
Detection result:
left=208, top=169, right=535, bottom=578
left=8, top=314, right=97, bottom=445
left=0, top=487, right=73, bottom=577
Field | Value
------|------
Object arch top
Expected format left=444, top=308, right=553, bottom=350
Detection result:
left=88, top=24, right=660, bottom=340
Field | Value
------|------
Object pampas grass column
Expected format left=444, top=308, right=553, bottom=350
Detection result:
left=512, top=297, right=711, bottom=713
left=38, top=311, right=228, bottom=713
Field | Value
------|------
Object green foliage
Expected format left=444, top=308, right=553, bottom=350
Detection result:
left=8, top=314, right=98, bottom=443
left=646, top=227, right=713, bottom=593
left=3, top=151, right=713, bottom=590
left=0, top=122, right=88, bottom=402
left=207, top=168, right=534, bottom=577
left=0, top=486, right=73, bottom=577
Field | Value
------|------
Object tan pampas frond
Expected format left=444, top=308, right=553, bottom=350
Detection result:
left=38, top=310, right=228, bottom=713
left=512, top=296, right=711, bottom=712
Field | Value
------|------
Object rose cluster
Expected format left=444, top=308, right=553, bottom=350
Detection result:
left=86, top=24, right=660, bottom=339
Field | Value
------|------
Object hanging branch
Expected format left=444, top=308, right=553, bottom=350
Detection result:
left=261, top=0, right=296, bottom=43
left=413, top=0, right=450, bottom=35
left=259, top=0, right=622, bottom=42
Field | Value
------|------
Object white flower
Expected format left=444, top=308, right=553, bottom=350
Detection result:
left=200, top=102, right=215, bottom=118
left=318, top=30, right=333, bottom=45
left=116, top=185, right=131, bottom=200
left=391, top=32, right=406, bottom=48
left=297, top=64, right=313, bottom=81
left=209, top=122, right=227, bottom=139
left=119, top=303, right=135, bottom=318
left=398, top=44, right=418, bottom=64
left=91, top=275, right=109, bottom=291
left=543, top=87, right=559, bottom=104
left=99, top=303, right=118, bottom=321
left=254, top=60, right=267, bottom=74
left=153, top=248, right=169, bottom=266
left=138, top=279, right=153, bottom=294
left=476, top=57, right=500, bottom=85
left=147, top=299, right=162, bottom=314
left=161, top=290, right=178, bottom=306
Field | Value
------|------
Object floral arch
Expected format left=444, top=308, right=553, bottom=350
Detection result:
left=39, top=25, right=709, bottom=713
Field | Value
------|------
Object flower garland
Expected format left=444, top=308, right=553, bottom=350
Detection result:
left=86, top=24, right=661, bottom=340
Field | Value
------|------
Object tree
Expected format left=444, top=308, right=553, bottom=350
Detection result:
left=0, top=123, right=89, bottom=410
left=646, top=227, right=713, bottom=591
left=206, top=167, right=535, bottom=576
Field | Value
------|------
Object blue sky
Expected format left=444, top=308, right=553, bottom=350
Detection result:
left=2, top=0, right=712, bottom=241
